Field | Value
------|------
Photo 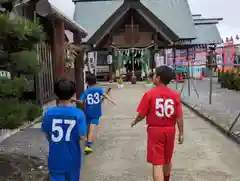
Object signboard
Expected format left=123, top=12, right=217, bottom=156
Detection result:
left=0, top=70, right=11, bottom=79
left=87, top=52, right=96, bottom=75
left=107, top=54, right=113, bottom=65
left=154, top=52, right=164, bottom=67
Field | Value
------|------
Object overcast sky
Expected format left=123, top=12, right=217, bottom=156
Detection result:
left=49, top=0, right=240, bottom=38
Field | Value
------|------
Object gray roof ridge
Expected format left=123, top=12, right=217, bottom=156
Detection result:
left=194, top=18, right=223, bottom=21
left=73, top=0, right=121, bottom=2
left=140, top=0, right=196, bottom=39
left=73, top=0, right=124, bottom=41
left=195, top=22, right=220, bottom=25
left=192, top=14, right=202, bottom=16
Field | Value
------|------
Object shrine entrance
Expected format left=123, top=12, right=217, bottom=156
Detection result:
left=75, top=0, right=182, bottom=83
left=114, top=47, right=151, bottom=81
left=106, top=8, right=157, bottom=81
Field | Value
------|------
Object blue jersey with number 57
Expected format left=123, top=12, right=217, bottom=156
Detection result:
left=80, top=87, right=104, bottom=118
left=41, top=106, right=86, bottom=173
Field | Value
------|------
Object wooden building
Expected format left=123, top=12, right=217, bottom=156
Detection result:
left=73, top=0, right=222, bottom=81
left=7, top=0, right=87, bottom=105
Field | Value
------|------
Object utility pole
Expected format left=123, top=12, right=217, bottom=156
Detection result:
left=130, top=14, right=137, bottom=84
left=208, top=44, right=215, bottom=104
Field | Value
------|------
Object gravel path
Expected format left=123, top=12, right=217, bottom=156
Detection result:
left=1, top=85, right=240, bottom=180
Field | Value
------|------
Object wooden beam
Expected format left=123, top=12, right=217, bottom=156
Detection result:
left=73, top=32, right=85, bottom=103
left=53, top=20, right=65, bottom=78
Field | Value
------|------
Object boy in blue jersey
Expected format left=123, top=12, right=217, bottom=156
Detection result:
left=42, top=78, right=86, bottom=181
left=80, top=74, right=115, bottom=154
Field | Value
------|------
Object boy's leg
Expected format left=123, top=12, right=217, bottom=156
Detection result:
left=163, top=162, right=172, bottom=181
left=49, top=170, right=80, bottom=181
left=163, top=127, right=176, bottom=181
left=69, top=169, right=81, bottom=181
left=152, top=165, right=164, bottom=181
left=85, top=124, right=96, bottom=146
left=85, top=118, right=99, bottom=154
left=49, top=172, right=67, bottom=181
left=147, top=126, right=165, bottom=181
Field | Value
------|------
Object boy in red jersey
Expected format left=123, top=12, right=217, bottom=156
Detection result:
left=131, top=66, right=183, bottom=181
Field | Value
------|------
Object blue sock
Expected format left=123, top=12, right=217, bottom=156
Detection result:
left=85, top=141, right=93, bottom=148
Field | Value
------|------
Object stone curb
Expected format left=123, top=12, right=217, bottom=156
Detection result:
left=0, top=116, right=43, bottom=144
left=181, top=100, right=240, bottom=146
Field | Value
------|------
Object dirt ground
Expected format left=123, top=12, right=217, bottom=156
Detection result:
left=0, top=153, right=48, bottom=181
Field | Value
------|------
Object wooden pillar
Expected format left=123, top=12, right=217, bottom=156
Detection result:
left=73, top=32, right=84, bottom=100
left=53, top=20, right=65, bottom=78
left=173, top=44, right=177, bottom=89
left=186, top=47, right=190, bottom=96
left=153, top=32, right=158, bottom=71
left=107, top=46, right=113, bottom=82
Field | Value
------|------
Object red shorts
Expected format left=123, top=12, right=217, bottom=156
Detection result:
left=147, top=126, right=175, bottom=165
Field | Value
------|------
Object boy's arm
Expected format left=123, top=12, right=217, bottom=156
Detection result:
left=131, top=93, right=150, bottom=127
left=71, top=99, right=85, bottom=106
left=99, top=87, right=116, bottom=105
left=74, top=91, right=87, bottom=110
left=41, top=112, right=51, bottom=142
left=131, top=114, right=145, bottom=127
left=175, top=94, right=184, bottom=143
left=102, top=93, right=116, bottom=105
left=101, top=87, right=112, bottom=102
left=44, top=133, right=51, bottom=142
left=77, top=111, right=87, bottom=140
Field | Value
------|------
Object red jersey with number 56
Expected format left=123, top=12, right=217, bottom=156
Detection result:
left=137, top=85, right=182, bottom=127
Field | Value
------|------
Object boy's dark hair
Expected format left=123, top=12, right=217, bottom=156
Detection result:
left=148, top=72, right=154, bottom=79
left=54, top=78, right=76, bottom=100
left=155, top=66, right=174, bottom=85
left=86, top=74, right=97, bottom=86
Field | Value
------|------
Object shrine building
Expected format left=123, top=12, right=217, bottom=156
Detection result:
left=73, top=0, right=222, bottom=81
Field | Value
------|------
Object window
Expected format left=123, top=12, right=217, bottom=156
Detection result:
left=97, top=52, right=108, bottom=65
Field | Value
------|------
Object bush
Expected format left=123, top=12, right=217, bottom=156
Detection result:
left=145, top=78, right=152, bottom=84
left=0, top=77, right=28, bottom=99
left=219, top=68, right=240, bottom=91
left=0, top=13, right=45, bottom=52
left=0, top=99, right=27, bottom=129
left=116, top=78, right=123, bottom=84
left=10, top=51, right=41, bottom=75
left=0, top=99, right=43, bottom=129
left=25, top=102, right=43, bottom=121
left=0, top=11, right=45, bottom=130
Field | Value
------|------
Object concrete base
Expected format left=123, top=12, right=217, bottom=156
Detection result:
left=131, top=75, right=137, bottom=84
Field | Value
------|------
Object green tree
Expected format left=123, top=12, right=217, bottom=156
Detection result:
left=0, top=8, right=44, bottom=129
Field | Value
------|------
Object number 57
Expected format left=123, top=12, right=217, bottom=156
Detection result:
left=52, top=119, right=76, bottom=142
left=155, top=98, right=174, bottom=118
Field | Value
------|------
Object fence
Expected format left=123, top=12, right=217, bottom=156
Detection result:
left=175, top=64, right=240, bottom=142
left=35, top=43, right=55, bottom=105
left=63, top=44, right=76, bottom=81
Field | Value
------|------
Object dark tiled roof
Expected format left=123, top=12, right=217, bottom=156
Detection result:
left=74, top=0, right=196, bottom=42
left=190, top=24, right=222, bottom=45
left=140, top=0, right=195, bottom=39
left=74, top=0, right=123, bottom=41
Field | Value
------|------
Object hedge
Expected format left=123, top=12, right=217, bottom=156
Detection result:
left=0, top=99, right=42, bottom=129
left=0, top=78, right=42, bottom=129
left=218, top=68, right=240, bottom=91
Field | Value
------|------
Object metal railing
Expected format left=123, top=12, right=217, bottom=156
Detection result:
left=174, top=64, right=240, bottom=139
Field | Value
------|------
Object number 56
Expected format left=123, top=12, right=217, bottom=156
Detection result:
left=156, top=98, right=174, bottom=118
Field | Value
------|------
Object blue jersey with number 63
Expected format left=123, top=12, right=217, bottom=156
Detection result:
left=80, top=87, right=105, bottom=118
left=41, top=106, right=86, bottom=173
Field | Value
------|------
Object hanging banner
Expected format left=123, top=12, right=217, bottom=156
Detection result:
left=0, top=70, right=11, bottom=79
left=87, top=52, right=96, bottom=75
left=107, top=54, right=113, bottom=64
left=154, top=52, right=164, bottom=68
left=166, top=49, right=173, bottom=67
